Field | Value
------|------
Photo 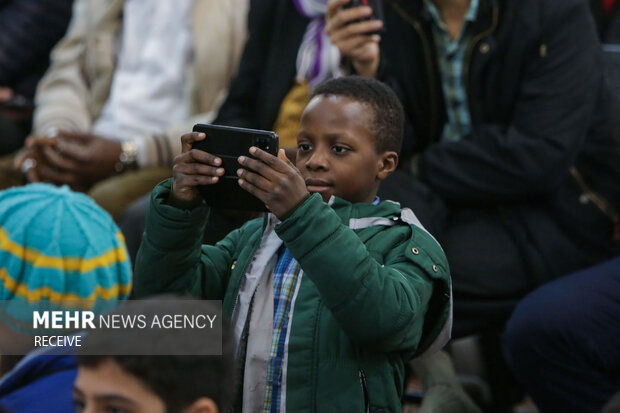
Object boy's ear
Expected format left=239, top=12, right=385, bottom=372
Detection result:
left=376, top=151, right=399, bottom=181
left=183, top=397, right=218, bottom=413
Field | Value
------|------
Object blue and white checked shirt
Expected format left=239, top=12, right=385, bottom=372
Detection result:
left=262, top=197, right=380, bottom=412
left=424, top=0, right=479, bottom=142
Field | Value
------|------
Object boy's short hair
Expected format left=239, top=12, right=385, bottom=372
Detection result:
left=311, top=76, right=405, bottom=155
left=78, top=298, right=234, bottom=412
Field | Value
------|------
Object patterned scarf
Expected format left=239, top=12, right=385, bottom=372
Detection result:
left=293, top=0, right=343, bottom=88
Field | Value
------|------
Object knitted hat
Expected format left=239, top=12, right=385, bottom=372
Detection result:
left=0, top=184, right=132, bottom=333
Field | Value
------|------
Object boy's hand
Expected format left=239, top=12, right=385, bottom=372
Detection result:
left=171, top=132, right=224, bottom=203
left=326, top=0, right=382, bottom=78
left=237, top=147, right=309, bottom=219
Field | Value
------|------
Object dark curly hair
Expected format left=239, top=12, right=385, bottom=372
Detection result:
left=311, top=76, right=404, bottom=155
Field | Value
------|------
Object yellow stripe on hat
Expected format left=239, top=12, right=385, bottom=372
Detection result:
left=0, top=228, right=128, bottom=272
left=0, top=268, right=132, bottom=302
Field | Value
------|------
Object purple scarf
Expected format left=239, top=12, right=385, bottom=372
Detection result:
left=293, top=0, right=342, bottom=88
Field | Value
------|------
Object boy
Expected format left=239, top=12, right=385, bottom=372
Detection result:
left=74, top=299, right=231, bottom=413
left=134, top=76, right=452, bottom=412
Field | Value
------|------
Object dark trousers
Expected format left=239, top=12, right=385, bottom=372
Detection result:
left=379, top=170, right=619, bottom=338
left=502, top=257, right=620, bottom=413
left=0, top=113, right=29, bottom=156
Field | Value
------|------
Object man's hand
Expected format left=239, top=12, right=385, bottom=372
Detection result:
left=171, top=132, right=225, bottom=203
left=237, top=147, right=309, bottom=219
left=326, top=0, right=382, bottom=78
left=40, top=131, right=122, bottom=188
left=15, top=131, right=124, bottom=190
left=13, top=135, right=57, bottom=184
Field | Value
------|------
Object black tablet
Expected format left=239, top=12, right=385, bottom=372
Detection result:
left=191, top=123, right=279, bottom=211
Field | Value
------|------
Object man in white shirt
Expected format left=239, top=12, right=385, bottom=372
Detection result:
left=6, top=0, right=247, bottom=219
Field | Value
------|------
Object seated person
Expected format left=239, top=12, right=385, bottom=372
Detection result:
left=327, top=0, right=620, bottom=338
left=0, top=0, right=73, bottom=156
left=75, top=299, right=233, bottom=413
left=0, top=183, right=131, bottom=413
left=133, top=76, right=452, bottom=412
left=503, top=257, right=620, bottom=413
left=0, top=0, right=248, bottom=220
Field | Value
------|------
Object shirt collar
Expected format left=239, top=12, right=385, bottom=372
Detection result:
left=423, top=0, right=480, bottom=25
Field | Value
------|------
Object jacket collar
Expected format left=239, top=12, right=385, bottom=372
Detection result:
left=260, top=195, right=405, bottom=233
left=329, top=196, right=403, bottom=222
left=386, top=0, right=498, bottom=29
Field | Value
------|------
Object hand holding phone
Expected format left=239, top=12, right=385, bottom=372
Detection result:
left=237, top=146, right=310, bottom=219
left=171, top=131, right=225, bottom=206
left=188, top=124, right=281, bottom=212
left=342, top=0, right=384, bottom=35
left=326, top=0, right=383, bottom=78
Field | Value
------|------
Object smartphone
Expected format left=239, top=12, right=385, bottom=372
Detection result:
left=191, top=123, right=279, bottom=212
left=343, top=0, right=384, bottom=35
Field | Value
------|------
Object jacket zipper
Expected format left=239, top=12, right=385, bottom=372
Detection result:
left=228, top=222, right=270, bottom=411
left=570, top=167, right=620, bottom=242
left=463, top=4, right=499, bottom=122
left=388, top=1, right=440, bottom=143
left=229, top=217, right=270, bottom=317
left=359, top=369, right=370, bottom=413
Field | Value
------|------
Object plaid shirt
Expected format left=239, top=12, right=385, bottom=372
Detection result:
left=262, top=198, right=379, bottom=412
left=424, top=0, right=479, bottom=142
left=262, top=247, right=302, bottom=412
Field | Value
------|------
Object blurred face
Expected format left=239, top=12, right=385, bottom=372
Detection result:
left=73, top=359, right=166, bottom=413
left=296, top=95, right=395, bottom=203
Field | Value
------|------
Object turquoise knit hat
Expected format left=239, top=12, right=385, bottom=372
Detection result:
left=0, top=184, right=132, bottom=332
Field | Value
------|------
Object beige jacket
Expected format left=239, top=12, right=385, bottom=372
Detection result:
left=33, top=0, right=248, bottom=167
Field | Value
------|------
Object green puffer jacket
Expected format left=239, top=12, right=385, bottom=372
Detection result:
left=134, top=179, right=452, bottom=413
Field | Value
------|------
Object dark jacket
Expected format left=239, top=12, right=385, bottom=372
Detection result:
left=0, top=0, right=73, bottom=98
left=214, top=0, right=308, bottom=130
left=379, top=0, right=620, bottom=257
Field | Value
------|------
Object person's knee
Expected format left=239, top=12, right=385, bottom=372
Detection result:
left=503, top=295, right=542, bottom=367
left=503, top=283, right=575, bottom=370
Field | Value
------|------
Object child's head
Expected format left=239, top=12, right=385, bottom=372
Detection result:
left=75, top=355, right=221, bottom=413
left=297, top=76, right=404, bottom=203
left=0, top=183, right=131, bottom=375
left=75, top=298, right=233, bottom=413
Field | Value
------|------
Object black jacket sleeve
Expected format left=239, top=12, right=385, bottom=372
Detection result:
left=0, top=0, right=73, bottom=88
left=213, top=0, right=278, bottom=128
left=418, top=0, right=603, bottom=203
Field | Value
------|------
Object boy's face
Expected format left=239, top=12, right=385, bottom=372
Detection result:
left=296, top=95, right=396, bottom=203
left=73, top=359, right=166, bottom=413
